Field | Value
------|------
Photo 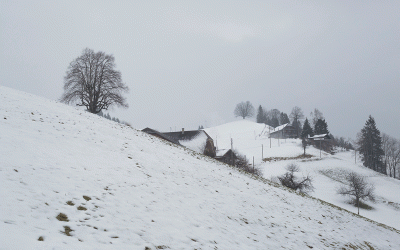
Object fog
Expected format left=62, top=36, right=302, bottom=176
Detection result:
left=1, top=1, right=399, bottom=139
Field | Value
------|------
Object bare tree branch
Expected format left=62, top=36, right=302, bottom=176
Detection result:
left=60, top=48, right=129, bottom=114
left=337, top=172, right=375, bottom=215
left=234, top=101, right=255, bottom=119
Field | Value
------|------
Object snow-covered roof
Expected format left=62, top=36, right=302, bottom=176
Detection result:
left=309, top=134, right=331, bottom=140
left=270, top=123, right=291, bottom=133
left=179, top=131, right=209, bottom=153
left=215, top=149, right=231, bottom=157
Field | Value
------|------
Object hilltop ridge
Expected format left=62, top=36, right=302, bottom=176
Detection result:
left=1, top=85, right=399, bottom=249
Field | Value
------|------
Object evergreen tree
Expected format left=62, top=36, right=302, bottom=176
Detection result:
left=270, top=109, right=281, bottom=124
left=301, top=118, right=313, bottom=139
left=292, top=119, right=302, bottom=138
left=264, top=116, right=272, bottom=127
left=280, top=112, right=290, bottom=125
left=270, top=117, right=279, bottom=128
left=357, top=116, right=385, bottom=173
left=256, top=105, right=266, bottom=123
left=314, top=119, right=329, bottom=135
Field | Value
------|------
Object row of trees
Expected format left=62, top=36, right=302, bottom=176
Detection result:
left=235, top=102, right=358, bottom=155
left=256, top=106, right=290, bottom=128
left=234, top=102, right=333, bottom=141
left=357, top=116, right=400, bottom=179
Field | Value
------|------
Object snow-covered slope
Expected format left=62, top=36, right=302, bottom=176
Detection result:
left=205, top=119, right=400, bottom=231
left=1, top=86, right=400, bottom=249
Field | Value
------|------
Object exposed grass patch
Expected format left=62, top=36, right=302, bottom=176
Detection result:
left=346, top=200, right=374, bottom=211
left=263, top=154, right=313, bottom=162
left=66, top=201, right=75, bottom=206
left=56, top=213, right=69, bottom=222
left=38, top=236, right=44, bottom=241
left=61, top=226, right=73, bottom=236
left=77, top=205, right=87, bottom=211
left=83, top=195, right=91, bottom=201
left=386, top=201, right=400, bottom=210
left=156, top=246, right=169, bottom=249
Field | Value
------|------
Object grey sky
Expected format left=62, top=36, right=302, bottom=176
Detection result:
left=1, top=1, right=399, bottom=139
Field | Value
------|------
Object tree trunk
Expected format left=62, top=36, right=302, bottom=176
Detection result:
left=357, top=198, right=360, bottom=215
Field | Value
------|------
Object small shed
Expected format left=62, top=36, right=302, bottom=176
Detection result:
left=215, top=149, right=237, bottom=165
left=269, top=123, right=297, bottom=139
left=308, top=134, right=332, bottom=155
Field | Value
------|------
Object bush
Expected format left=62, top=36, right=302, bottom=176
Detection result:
left=234, top=151, right=262, bottom=176
left=277, top=164, right=314, bottom=194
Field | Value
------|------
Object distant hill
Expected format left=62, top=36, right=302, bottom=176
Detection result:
left=1, top=85, right=399, bottom=249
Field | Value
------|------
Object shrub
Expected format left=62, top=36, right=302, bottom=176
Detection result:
left=277, top=164, right=314, bottom=194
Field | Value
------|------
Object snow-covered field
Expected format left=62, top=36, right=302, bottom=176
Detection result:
left=205, top=119, right=400, bottom=231
left=1, top=85, right=400, bottom=249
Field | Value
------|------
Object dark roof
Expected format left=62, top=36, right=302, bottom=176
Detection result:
left=142, top=128, right=181, bottom=145
left=163, top=130, right=213, bottom=142
left=215, top=149, right=234, bottom=158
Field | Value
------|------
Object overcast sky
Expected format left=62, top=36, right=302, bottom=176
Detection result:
left=1, top=1, right=399, bottom=139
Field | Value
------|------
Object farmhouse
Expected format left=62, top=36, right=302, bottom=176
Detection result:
left=163, top=129, right=216, bottom=157
left=142, top=127, right=181, bottom=145
left=269, top=123, right=297, bottom=139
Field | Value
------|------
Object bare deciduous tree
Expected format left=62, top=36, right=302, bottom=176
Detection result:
left=310, top=108, right=324, bottom=126
left=234, top=101, right=255, bottom=119
left=290, top=106, right=304, bottom=137
left=277, top=164, right=314, bottom=194
left=61, top=48, right=129, bottom=114
left=337, top=172, right=375, bottom=215
left=289, top=106, right=304, bottom=122
left=382, top=133, right=400, bottom=178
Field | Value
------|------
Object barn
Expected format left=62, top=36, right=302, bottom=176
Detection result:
left=269, top=123, right=297, bottom=139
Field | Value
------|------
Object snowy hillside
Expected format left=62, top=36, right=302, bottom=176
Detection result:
left=1, top=85, right=400, bottom=249
left=205, top=120, right=400, bottom=230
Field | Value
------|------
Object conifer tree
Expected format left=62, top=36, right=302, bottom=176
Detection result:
left=314, top=119, right=329, bottom=135
left=270, top=117, right=280, bottom=128
left=256, top=105, right=266, bottom=123
left=280, top=112, right=290, bottom=125
left=357, top=116, right=385, bottom=173
left=301, top=118, right=313, bottom=139
left=292, top=120, right=302, bottom=138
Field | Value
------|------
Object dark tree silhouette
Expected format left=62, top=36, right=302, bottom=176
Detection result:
left=280, top=112, right=290, bottom=125
left=356, top=116, right=384, bottom=173
left=234, top=101, right=255, bottom=119
left=314, top=119, right=329, bottom=135
left=290, top=106, right=304, bottom=137
left=61, top=48, right=129, bottom=114
left=256, top=105, right=266, bottom=123
left=301, top=118, right=314, bottom=139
